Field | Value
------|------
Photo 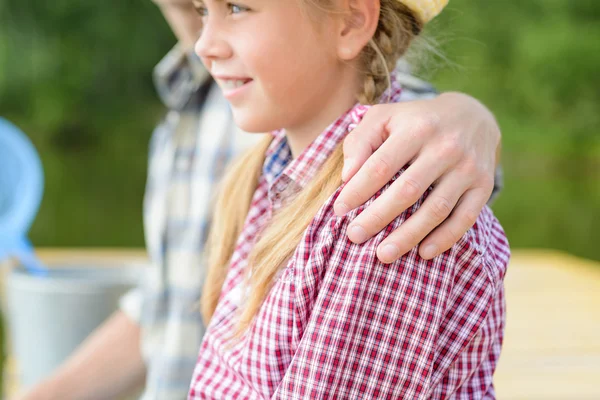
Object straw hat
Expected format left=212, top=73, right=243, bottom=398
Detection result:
left=401, top=0, right=449, bottom=23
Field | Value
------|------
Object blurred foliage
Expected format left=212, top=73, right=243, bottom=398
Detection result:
left=0, top=0, right=599, bottom=261
left=427, top=0, right=600, bottom=261
left=1, top=0, right=173, bottom=247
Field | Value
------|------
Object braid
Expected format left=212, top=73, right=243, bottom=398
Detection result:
left=202, top=0, right=428, bottom=330
left=358, top=1, right=422, bottom=104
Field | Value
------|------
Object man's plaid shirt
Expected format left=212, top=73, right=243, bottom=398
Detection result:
left=189, top=81, right=510, bottom=399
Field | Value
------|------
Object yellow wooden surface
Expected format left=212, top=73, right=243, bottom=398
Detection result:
left=35, top=248, right=149, bottom=265
left=495, top=250, right=600, bottom=400
left=4, top=248, right=600, bottom=398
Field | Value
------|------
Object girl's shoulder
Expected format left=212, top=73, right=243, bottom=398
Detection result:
left=307, top=169, right=510, bottom=282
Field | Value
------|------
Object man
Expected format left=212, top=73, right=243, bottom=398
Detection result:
left=17, top=0, right=502, bottom=398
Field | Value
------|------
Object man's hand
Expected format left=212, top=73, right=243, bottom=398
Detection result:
left=334, top=92, right=501, bottom=263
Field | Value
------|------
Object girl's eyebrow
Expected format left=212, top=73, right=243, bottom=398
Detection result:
left=193, top=0, right=231, bottom=8
left=194, top=0, right=226, bottom=5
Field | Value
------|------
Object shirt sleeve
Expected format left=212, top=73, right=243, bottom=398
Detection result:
left=153, top=44, right=211, bottom=111
left=272, top=199, right=497, bottom=399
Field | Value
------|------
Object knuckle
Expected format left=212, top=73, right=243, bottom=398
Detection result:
left=438, top=136, right=463, bottom=160
left=400, top=177, right=422, bottom=199
left=413, top=113, right=440, bottom=138
left=429, top=227, right=458, bottom=251
left=367, top=156, right=393, bottom=180
left=462, top=208, right=479, bottom=226
left=348, top=188, right=363, bottom=204
left=402, top=228, right=421, bottom=246
left=432, top=221, right=469, bottom=250
left=340, top=185, right=364, bottom=208
left=444, top=225, right=462, bottom=243
left=430, top=196, right=453, bottom=221
left=459, top=159, right=479, bottom=177
left=389, top=186, right=411, bottom=210
left=366, top=210, right=385, bottom=228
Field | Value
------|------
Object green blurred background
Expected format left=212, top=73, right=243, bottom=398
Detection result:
left=1, top=0, right=599, bottom=261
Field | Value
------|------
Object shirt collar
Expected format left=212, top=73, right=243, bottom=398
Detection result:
left=153, top=44, right=212, bottom=111
left=262, top=78, right=403, bottom=204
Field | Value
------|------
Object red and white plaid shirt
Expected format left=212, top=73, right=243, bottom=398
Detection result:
left=189, top=82, right=510, bottom=399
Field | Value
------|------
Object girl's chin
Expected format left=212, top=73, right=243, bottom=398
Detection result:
left=232, top=111, right=279, bottom=134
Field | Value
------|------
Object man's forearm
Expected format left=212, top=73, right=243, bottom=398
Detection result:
left=152, top=0, right=202, bottom=50
left=16, top=311, right=146, bottom=400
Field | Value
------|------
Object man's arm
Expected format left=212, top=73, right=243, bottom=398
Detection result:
left=152, top=0, right=203, bottom=50
left=14, top=311, right=146, bottom=400
left=152, top=0, right=202, bottom=50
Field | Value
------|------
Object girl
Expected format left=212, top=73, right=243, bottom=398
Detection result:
left=190, top=0, right=509, bottom=398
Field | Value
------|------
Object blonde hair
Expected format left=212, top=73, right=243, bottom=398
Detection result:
left=201, top=0, right=422, bottom=331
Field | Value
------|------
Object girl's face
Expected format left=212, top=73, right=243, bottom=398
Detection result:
left=194, top=0, right=358, bottom=134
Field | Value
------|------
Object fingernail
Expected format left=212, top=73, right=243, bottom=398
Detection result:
left=334, top=201, right=350, bottom=216
left=349, top=225, right=367, bottom=243
left=379, top=244, right=399, bottom=263
left=421, top=244, right=439, bottom=259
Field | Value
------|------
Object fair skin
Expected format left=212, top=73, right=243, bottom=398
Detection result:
left=195, top=0, right=501, bottom=263
left=339, top=94, right=500, bottom=262
left=15, top=1, right=501, bottom=399
left=169, top=0, right=501, bottom=262
left=195, top=0, right=366, bottom=150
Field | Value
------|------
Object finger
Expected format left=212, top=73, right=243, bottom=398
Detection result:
left=346, top=149, right=456, bottom=244
left=341, top=132, right=374, bottom=184
left=375, top=171, right=472, bottom=263
left=418, top=186, right=492, bottom=260
left=335, top=123, right=422, bottom=217
left=341, top=105, right=391, bottom=182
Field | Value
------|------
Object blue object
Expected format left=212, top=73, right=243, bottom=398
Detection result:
left=0, top=117, right=46, bottom=275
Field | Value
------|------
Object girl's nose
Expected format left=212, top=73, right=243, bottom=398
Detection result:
left=195, top=19, right=232, bottom=64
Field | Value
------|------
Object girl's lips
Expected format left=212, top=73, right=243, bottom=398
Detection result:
left=216, top=78, right=254, bottom=101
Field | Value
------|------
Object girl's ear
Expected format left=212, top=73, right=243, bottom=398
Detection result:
left=337, top=0, right=380, bottom=61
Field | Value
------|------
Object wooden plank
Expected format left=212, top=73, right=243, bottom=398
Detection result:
left=3, top=249, right=599, bottom=398
left=495, top=250, right=600, bottom=400
left=34, top=248, right=149, bottom=266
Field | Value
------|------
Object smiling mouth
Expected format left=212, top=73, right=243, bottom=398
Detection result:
left=218, top=79, right=253, bottom=90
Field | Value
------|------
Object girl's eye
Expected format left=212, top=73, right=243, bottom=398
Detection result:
left=228, top=3, right=249, bottom=14
left=192, top=2, right=248, bottom=17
